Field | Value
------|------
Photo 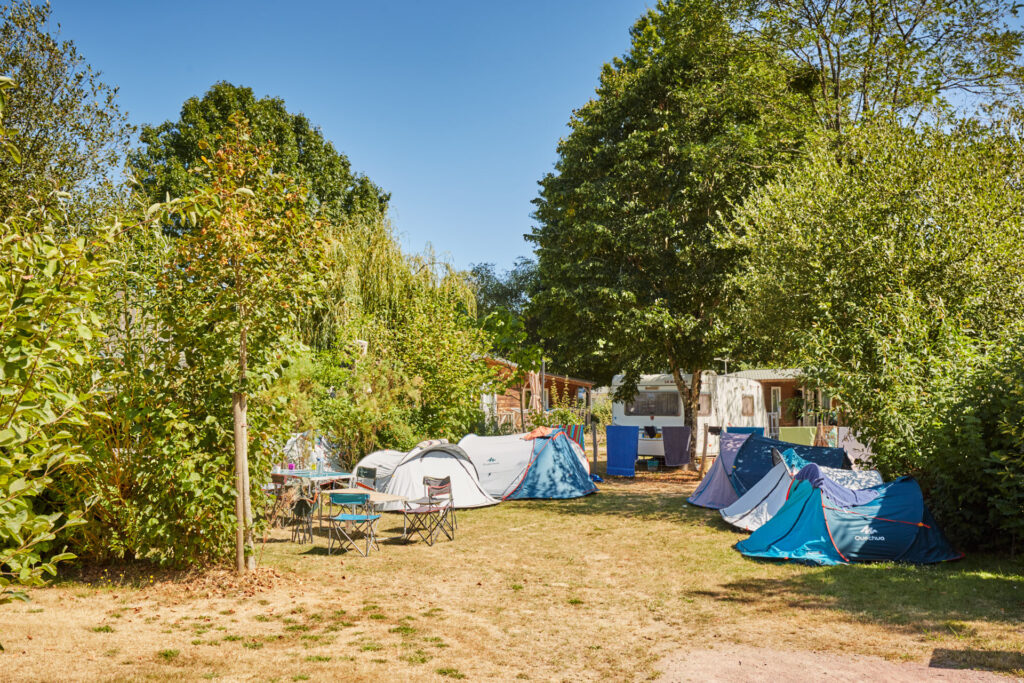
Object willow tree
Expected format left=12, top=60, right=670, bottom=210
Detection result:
left=529, top=0, right=812, bottom=456
left=159, top=114, right=328, bottom=572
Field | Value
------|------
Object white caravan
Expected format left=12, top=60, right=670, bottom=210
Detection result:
left=611, top=372, right=767, bottom=456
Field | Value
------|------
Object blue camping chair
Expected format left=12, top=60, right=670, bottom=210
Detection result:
left=606, top=425, right=639, bottom=477
left=327, top=493, right=380, bottom=556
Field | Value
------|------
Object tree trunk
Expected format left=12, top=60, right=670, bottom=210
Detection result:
left=233, top=325, right=254, bottom=573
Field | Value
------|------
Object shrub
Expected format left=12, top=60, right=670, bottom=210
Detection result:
left=922, top=333, right=1024, bottom=553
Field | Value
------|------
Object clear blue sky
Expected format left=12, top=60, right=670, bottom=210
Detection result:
left=49, top=1, right=654, bottom=272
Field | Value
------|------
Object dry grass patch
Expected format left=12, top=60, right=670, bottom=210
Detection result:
left=0, top=463, right=1021, bottom=680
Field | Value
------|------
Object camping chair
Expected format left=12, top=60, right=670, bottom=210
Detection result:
left=289, top=489, right=319, bottom=544
left=327, top=492, right=380, bottom=556
left=263, top=473, right=293, bottom=528
left=424, top=475, right=457, bottom=529
left=355, top=466, right=377, bottom=491
left=402, top=476, right=454, bottom=546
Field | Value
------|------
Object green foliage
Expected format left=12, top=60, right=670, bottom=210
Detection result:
left=58, top=225, right=282, bottom=566
left=530, top=0, right=812, bottom=441
left=305, top=343, right=419, bottom=466
left=0, top=196, right=109, bottom=601
left=528, top=382, right=588, bottom=428
left=732, top=120, right=1024, bottom=477
left=922, top=332, right=1024, bottom=552
left=0, top=1, right=131, bottom=226
left=131, top=81, right=387, bottom=229
left=59, top=117, right=325, bottom=567
left=468, top=258, right=537, bottom=318
left=741, top=0, right=1024, bottom=130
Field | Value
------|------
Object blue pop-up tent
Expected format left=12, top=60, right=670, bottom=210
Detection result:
left=736, top=464, right=961, bottom=565
left=504, top=429, right=598, bottom=500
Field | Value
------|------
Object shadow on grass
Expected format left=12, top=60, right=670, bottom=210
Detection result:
left=507, top=489, right=704, bottom=524
left=692, top=556, right=1024, bottom=647
left=929, top=648, right=1024, bottom=675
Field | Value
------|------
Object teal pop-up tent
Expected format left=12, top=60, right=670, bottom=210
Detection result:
left=736, top=464, right=961, bottom=565
left=504, top=429, right=597, bottom=500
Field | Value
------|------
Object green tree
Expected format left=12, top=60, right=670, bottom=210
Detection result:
left=741, top=0, right=1024, bottom=130
left=131, top=81, right=388, bottom=229
left=0, top=76, right=109, bottom=603
left=159, top=114, right=329, bottom=572
left=529, top=0, right=812, bottom=455
left=0, top=0, right=131, bottom=227
left=468, top=258, right=537, bottom=317
left=731, top=120, right=1024, bottom=476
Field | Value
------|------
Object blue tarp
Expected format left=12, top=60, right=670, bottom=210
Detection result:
left=736, top=475, right=961, bottom=565
left=606, top=425, right=639, bottom=477
left=729, top=435, right=848, bottom=496
left=505, top=430, right=598, bottom=500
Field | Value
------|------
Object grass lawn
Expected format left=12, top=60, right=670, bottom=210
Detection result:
left=2, top=463, right=1022, bottom=681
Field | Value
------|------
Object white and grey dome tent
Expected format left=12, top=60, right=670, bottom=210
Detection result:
left=353, top=440, right=499, bottom=511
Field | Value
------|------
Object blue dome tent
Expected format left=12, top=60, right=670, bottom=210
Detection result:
left=736, top=464, right=962, bottom=565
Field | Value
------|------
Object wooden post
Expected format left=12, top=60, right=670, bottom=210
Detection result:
left=591, top=423, right=598, bottom=467
left=698, top=423, right=710, bottom=478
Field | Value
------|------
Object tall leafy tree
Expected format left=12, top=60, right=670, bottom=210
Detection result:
left=132, top=81, right=388, bottom=229
left=740, top=0, right=1024, bottom=130
left=731, top=120, right=1024, bottom=475
left=159, top=114, right=329, bottom=572
left=0, top=0, right=131, bottom=226
left=529, top=0, right=812, bottom=454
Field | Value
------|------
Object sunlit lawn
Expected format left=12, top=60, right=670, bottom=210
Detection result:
left=3, top=463, right=1023, bottom=681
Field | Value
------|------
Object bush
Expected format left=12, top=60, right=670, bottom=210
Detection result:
left=922, top=334, right=1024, bottom=553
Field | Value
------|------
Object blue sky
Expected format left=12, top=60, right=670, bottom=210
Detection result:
left=49, top=1, right=654, bottom=272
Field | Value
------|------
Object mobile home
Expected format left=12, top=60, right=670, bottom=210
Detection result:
left=611, top=372, right=767, bottom=457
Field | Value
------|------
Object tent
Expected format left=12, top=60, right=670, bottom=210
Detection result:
left=353, top=441, right=499, bottom=511
left=735, top=464, right=961, bottom=565
left=729, top=434, right=849, bottom=497
left=720, top=449, right=883, bottom=531
left=687, top=432, right=750, bottom=509
left=688, top=434, right=849, bottom=509
left=282, top=431, right=337, bottom=468
left=458, top=429, right=596, bottom=500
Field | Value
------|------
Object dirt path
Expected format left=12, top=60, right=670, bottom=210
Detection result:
left=657, top=644, right=1018, bottom=682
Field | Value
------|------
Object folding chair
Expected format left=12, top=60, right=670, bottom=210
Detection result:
left=402, top=476, right=454, bottom=546
left=355, top=466, right=377, bottom=491
left=327, top=493, right=380, bottom=556
left=290, top=490, right=319, bottom=544
left=423, top=475, right=457, bottom=530
left=263, top=473, right=290, bottom=528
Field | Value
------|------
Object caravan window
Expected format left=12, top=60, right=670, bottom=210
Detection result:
left=624, top=391, right=680, bottom=417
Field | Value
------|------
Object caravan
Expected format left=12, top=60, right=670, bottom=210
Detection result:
left=611, top=372, right=767, bottom=456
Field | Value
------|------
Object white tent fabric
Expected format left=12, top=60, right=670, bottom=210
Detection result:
left=357, top=442, right=499, bottom=511
left=720, top=460, right=883, bottom=531
left=458, top=433, right=536, bottom=498
left=458, top=431, right=592, bottom=499
left=351, top=449, right=405, bottom=490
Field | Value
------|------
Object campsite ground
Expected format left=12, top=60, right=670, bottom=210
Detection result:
left=2, top=460, right=1023, bottom=682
